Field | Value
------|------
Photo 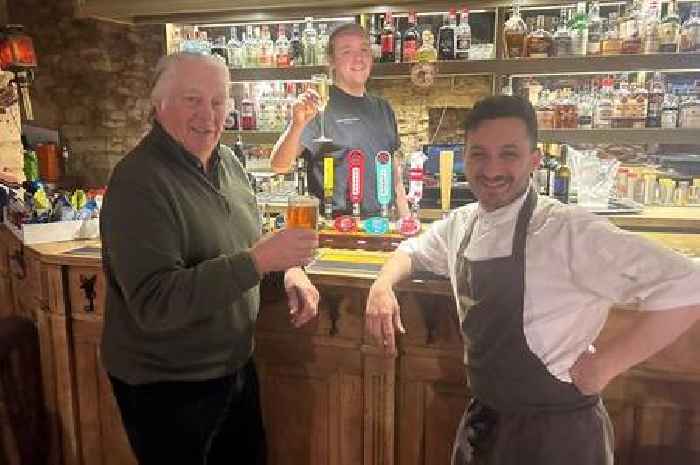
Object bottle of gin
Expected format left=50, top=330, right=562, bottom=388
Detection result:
left=553, top=9, right=573, bottom=56
left=569, top=1, right=589, bottom=55
left=659, top=0, right=681, bottom=53
left=587, top=1, right=603, bottom=55
left=455, top=8, right=472, bottom=60
left=302, top=17, right=317, bottom=66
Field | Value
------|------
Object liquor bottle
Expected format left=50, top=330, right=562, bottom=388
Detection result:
left=317, top=23, right=330, bottom=66
left=290, top=24, right=304, bottom=66
left=647, top=72, right=665, bottom=128
left=275, top=24, right=291, bottom=68
left=243, top=25, right=258, bottom=67
left=303, top=17, right=317, bottom=66
left=380, top=12, right=396, bottom=62
left=601, top=13, right=622, bottom=54
left=642, top=0, right=661, bottom=53
left=661, top=85, right=679, bottom=128
left=259, top=25, right=274, bottom=68
left=224, top=97, right=238, bottom=130
left=680, top=3, right=700, bottom=52
left=455, top=8, right=472, bottom=60
left=240, top=87, right=257, bottom=130
left=569, top=1, right=589, bottom=56
left=438, top=8, right=458, bottom=60
left=587, top=1, right=603, bottom=55
left=211, top=36, right=228, bottom=63
left=394, top=15, right=403, bottom=63
left=659, top=0, right=681, bottom=52
left=403, top=10, right=420, bottom=62
left=551, top=147, right=571, bottom=203
left=553, top=9, right=573, bottom=56
left=536, top=89, right=556, bottom=129
left=594, top=77, right=614, bottom=128
left=630, top=78, right=648, bottom=128
left=504, top=0, right=528, bottom=58
left=612, top=74, right=632, bottom=128
left=554, top=88, right=578, bottom=128
left=416, top=30, right=438, bottom=62
left=679, top=86, right=700, bottom=128
left=621, top=0, right=643, bottom=53
left=526, top=15, right=553, bottom=58
left=226, top=26, right=244, bottom=68
left=577, top=86, right=594, bottom=129
left=370, top=14, right=382, bottom=62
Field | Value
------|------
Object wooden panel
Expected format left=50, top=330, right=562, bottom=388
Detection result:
left=67, top=267, right=105, bottom=317
left=0, top=276, right=13, bottom=319
left=36, top=308, right=63, bottom=465
left=70, top=318, right=136, bottom=465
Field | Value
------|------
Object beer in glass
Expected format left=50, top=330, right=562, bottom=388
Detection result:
left=286, top=195, right=319, bottom=230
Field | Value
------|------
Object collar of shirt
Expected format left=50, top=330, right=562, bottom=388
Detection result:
left=475, top=187, right=529, bottom=229
left=150, top=121, right=222, bottom=185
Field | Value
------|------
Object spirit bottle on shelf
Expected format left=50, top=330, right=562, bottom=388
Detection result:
left=553, top=9, right=573, bottom=57
left=402, top=10, right=420, bottom=62
left=569, top=1, right=589, bottom=55
left=240, top=86, right=257, bottom=131
left=393, top=15, right=402, bottom=63
left=438, top=8, right=458, bottom=60
left=211, top=36, right=228, bottom=63
left=290, top=23, right=304, bottom=66
left=416, top=30, right=438, bottom=62
left=303, top=17, right=317, bottom=66
left=258, top=25, right=274, bottom=68
left=630, top=78, right=648, bottom=128
left=680, top=3, right=700, bottom=52
left=577, top=86, right=594, bottom=129
left=554, top=88, right=578, bottom=128
left=226, top=26, right=244, bottom=68
left=647, top=72, right=665, bottom=128
left=275, top=25, right=290, bottom=68
left=594, top=77, right=614, bottom=128
left=527, top=15, right=553, bottom=58
left=536, top=89, right=556, bottom=129
left=380, top=11, right=396, bottom=63
left=317, top=23, right=330, bottom=66
left=243, top=25, right=258, bottom=67
left=621, top=0, right=643, bottom=53
left=551, top=147, right=571, bottom=203
left=587, top=1, right=603, bottom=55
left=370, top=14, right=382, bottom=62
left=679, top=86, right=700, bottom=128
left=503, top=0, right=527, bottom=58
left=659, top=0, right=681, bottom=52
left=601, top=13, right=622, bottom=55
left=661, top=85, right=679, bottom=128
left=642, top=0, right=661, bottom=53
left=455, top=8, right=472, bottom=60
left=612, top=74, right=632, bottom=128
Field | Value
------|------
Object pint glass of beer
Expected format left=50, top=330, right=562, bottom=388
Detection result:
left=286, top=195, right=319, bottom=230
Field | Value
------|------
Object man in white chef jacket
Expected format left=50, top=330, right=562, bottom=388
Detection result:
left=364, top=95, right=700, bottom=465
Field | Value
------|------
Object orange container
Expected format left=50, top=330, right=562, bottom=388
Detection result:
left=36, top=143, right=61, bottom=183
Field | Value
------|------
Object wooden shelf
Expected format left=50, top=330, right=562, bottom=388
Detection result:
left=228, top=53, right=700, bottom=82
left=539, top=128, right=700, bottom=145
left=221, top=130, right=281, bottom=145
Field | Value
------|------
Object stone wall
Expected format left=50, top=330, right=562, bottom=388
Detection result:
left=368, top=75, right=491, bottom=153
left=7, top=0, right=165, bottom=186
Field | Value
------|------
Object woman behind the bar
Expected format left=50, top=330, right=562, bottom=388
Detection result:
left=270, top=23, right=410, bottom=219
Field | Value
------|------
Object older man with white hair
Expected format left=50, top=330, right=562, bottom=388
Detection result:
left=100, top=52, right=319, bottom=465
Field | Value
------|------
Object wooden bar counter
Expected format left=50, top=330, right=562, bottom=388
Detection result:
left=0, top=223, right=699, bottom=465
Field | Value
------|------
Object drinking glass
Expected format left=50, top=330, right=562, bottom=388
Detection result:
left=286, top=195, right=319, bottom=230
left=311, top=74, right=332, bottom=143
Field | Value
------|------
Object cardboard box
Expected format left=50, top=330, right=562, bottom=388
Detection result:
left=3, top=207, right=99, bottom=244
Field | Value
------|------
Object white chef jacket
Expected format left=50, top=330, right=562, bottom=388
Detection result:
left=398, top=189, right=700, bottom=382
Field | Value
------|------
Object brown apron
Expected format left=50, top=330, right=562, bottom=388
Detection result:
left=451, top=189, right=614, bottom=465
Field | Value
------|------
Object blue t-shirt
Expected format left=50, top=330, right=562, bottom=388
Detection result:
left=300, top=85, right=399, bottom=217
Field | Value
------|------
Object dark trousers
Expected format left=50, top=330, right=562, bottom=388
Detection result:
left=109, top=359, right=266, bottom=465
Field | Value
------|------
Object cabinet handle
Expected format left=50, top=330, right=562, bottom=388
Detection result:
left=79, top=274, right=97, bottom=313
left=9, top=249, right=26, bottom=280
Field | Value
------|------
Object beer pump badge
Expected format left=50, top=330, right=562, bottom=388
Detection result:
left=348, top=149, right=365, bottom=217
left=375, top=151, right=392, bottom=213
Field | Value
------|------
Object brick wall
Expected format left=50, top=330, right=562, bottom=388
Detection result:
left=7, top=0, right=165, bottom=186
left=368, top=75, right=491, bottom=152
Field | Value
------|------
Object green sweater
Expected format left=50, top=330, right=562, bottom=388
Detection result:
left=100, top=122, right=261, bottom=385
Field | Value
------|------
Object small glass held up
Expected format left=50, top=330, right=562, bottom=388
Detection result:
left=286, top=195, right=319, bottom=230
left=310, top=73, right=332, bottom=143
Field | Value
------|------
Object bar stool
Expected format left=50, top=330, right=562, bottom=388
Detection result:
left=0, top=317, right=47, bottom=465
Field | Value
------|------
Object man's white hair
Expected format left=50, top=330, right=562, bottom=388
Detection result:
left=149, top=52, right=229, bottom=119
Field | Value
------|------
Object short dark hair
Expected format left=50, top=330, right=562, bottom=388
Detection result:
left=464, top=95, right=538, bottom=150
left=327, top=23, right=369, bottom=59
